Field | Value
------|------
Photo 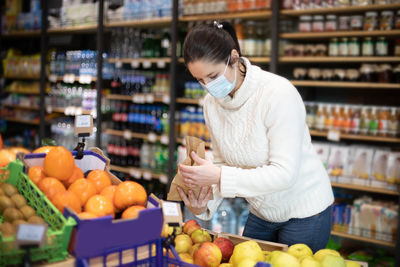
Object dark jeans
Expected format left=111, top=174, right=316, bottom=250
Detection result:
left=243, top=205, right=332, bottom=253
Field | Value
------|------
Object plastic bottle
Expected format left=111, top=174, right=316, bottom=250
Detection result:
left=388, top=107, right=399, bottom=137
left=211, top=199, right=237, bottom=234
left=378, top=107, right=389, bottom=137
left=359, top=106, right=370, bottom=135
left=369, top=106, right=379, bottom=136
left=315, top=103, right=325, bottom=131
left=350, top=105, right=361, bottom=135
left=324, top=104, right=333, bottom=130
left=140, top=142, right=151, bottom=169
left=341, top=105, right=351, bottom=133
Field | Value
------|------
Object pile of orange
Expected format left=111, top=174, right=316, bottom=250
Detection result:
left=28, top=146, right=148, bottom=220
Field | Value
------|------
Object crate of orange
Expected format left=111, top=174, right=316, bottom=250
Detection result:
left=23, top=146, right=164, bottom=264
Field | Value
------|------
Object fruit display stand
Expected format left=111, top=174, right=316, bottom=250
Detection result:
left=0, top=160, right=76, bottom=266
left=23, top=148, right=165, bottom=266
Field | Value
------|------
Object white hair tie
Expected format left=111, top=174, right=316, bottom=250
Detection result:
left=214, top=21, right=223, bottom=29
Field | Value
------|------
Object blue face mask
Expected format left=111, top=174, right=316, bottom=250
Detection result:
left=200, top=56, right=237, bottom=98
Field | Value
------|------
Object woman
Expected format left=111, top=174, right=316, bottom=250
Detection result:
left=177, top=21, right=334, bottom=252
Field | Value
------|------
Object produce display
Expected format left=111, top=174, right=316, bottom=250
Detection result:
left=168, top=219, right=362, bottom=267
left=27, top=146, right=148, bottom=220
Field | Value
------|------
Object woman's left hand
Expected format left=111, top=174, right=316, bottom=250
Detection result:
left=179, top=151, right=221, bottom=188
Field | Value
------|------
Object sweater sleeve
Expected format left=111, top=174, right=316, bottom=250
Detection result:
left=219, top=81, right=306, bottom=198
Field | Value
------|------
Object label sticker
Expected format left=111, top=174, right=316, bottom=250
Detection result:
left=162, top=201, right=180, bottom=217
left=17, top=224, right=46, bottom=243
left=160, top=135, right=169, bottom=145
left=123, top=130, right=132, bottom=140
left=327, top=130, right=341, bottom=142
left=143, top=171, right=152, bottom=181
left=75, top=115, right=91, bottom=128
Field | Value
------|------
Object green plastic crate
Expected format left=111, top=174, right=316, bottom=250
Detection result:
left=0, top=160, right=76, bottom=266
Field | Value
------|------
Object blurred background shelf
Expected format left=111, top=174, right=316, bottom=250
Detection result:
left=180, top=10, right=271, bottom=21
left=309, top=130, right=400, bottom=143
left=331, top=182, right=399, bottom=196
left=291, top=81, right=400, bottom=89
left=280, top=57, right=400, bottom=63
left=281, top=30, right=400, bottom=39
left=281, top=4, right=400, bottom=16
left=331, top=230, right=396, bottom=247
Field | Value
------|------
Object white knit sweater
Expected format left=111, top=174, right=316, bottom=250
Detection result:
left=196, top=57, right=334, bottom=223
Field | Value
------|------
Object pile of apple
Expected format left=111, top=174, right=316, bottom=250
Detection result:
left=171, top=220, right=362, bottom=267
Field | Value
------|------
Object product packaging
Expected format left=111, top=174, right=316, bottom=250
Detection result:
left=313, top=142, right=331, bottom=168
left=328, top=146, right=350, bottom=182
left=167, top=136, right=212, bottom=201
left=386, top=152, right=400, bottom=188
left=350, top=147, right=374, bottom=186
left=371, top=149, right=390, bottom=188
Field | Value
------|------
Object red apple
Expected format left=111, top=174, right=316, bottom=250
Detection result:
left=194, top=242, right=222, bottom=267
left=183, top=219, right=201, bottom=235
left=213, top=237, right=234, bottom=263
left=191, top=229, right=212, bottom=244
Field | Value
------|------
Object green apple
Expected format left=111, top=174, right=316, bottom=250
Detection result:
left=288, top=244, right=313, bottom=259
left=237, top=258, right=258, bottom=267
left=271, top=252, right=300, bottom=267
left=314, top=249, right=341, bottom=262
left=346, top=261, right=362, bottom=267
left=301, top=257, right=322, bottom=267
left=321, top=255, right=346, bottom=267
left=191, top=229, right=212, bottom=244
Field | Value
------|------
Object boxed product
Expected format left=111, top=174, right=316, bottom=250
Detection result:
left=327, top=146, right=350, bottom=181
left=350, top=147, right=374, bottom=186
left=313, top=142, right=330, bottom=169
left=387, top=152, right=400, bottom=185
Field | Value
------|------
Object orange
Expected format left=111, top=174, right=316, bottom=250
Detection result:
left=37, top=177, right=66, bottom=201
left=32, top=146, right=55, bottom=154
left=28, top=166, right=45, bottom=185
left=43, top=146, right=75, bottom=181
left=84, top=195, right=114, bottom=218
left=0, top=150, right=16, bottom=167
left=68, top=178, right=97, bottom=206
left=114, top=181, right=147, bottom=210
left=52, top=191, right=81, bottom=214
left=100, top=185, right=118, bottom=210
left=122, top=205, right=146, bottom=219
left=64, top=166, right=84, bottom=188
left=86, top=169, right=111, bottom=193
left=78, top=212, right=97, bottom=220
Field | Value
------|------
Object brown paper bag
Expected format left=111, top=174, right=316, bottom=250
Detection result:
left=167, top=136, right=213, bottom=201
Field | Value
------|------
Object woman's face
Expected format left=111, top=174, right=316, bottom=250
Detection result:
left=187, top=58, right=236, bottom=86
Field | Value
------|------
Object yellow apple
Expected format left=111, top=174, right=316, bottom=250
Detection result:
left=346, top=261, right=362, bottom=267
left=179, top=253, right=194, bottom=264
left=314, top=249, right=341, bottom=262
left=266, top=251, right=283, bottom=262
left=301, top=257, right=322, bottom=267
left=219, top=264, right=233, bottom=267
left=320, top=255, right=345, bottom=267
left=271, top=252, right=300, bottom=267
left=237, top=258, right=258, bottom=267
left=174, top=234, right=193, bottom=254
left=230, top=241, right=264, bottom=267
left=299, top=255, right=314, bottom=263
left=287, top=244, right=313, bottom=259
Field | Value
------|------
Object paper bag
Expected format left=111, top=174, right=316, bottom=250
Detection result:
left=167, top=136, right=213, bottom=201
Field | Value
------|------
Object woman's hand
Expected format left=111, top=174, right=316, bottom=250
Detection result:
left=177, top=186, right=213, bottom=215
left=179, top=151, right=222, bottom=188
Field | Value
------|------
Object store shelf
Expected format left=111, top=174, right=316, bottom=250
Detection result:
left=176, top=98, right=203, bottom=105
left=4, top=91, right=41, bottom=95
left=310, top=130, right=400, bottom=143
left=104, top=17, right=172, bottom=28
left=2, top=104, right=40, bottom=111
left=291, top=80, right=400, bottom=89
left=180, top=10, right=271, bottom=21
left=110, top=165, right=168, bottom=181
left=281, top=4, right=400, bottom=16
left=3, top=76, right=40, bottom=80
left=280, top=56, right=400, bottom=63
left=107, top=58, right=171, bottom=64
left=3, top=117, right=40, bottom=125
left=47, top=25, right=97, bottom=34
left=107, top=94, right=170, bottom=104
left=51, top=75, right=97, bottom=83
left=1, top=30, right=41, bottom=37
left=176, top=137, right=211, bottom=148
left=49, top=107, right=93, bottom=115
left=281, top=30, right=400, bottom=39
left=331, top=230, right=396, bottom=247
left=331, top=182, right=399, bottom=196
left=105, top=129, right=169, bottom=144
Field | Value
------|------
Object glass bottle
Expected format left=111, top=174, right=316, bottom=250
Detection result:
left=359, top=106, right=370, bottom=135
left=388, top=107, right=399, bottom=137
left=378, top=107, right=389, bottom=137
left=315, top=103, right=325, bottom=131
left=350, top=105, right=361, bottom=135
left=368, top=106, right=379, bottom=136
left=324, top=104, right=334, bottom=130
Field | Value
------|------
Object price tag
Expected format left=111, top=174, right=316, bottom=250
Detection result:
left=64, top=106, right=70, bottom=116
left=132, top=95, right=140, bottom=103
left=115, top=60, right=123, bottom=69
left=145, top=94, right=154, bottom=103
left=139, top=94, right=146, bottom=104
left=162, top=201, right=180, bottom=217
left=143, top=171, right=152, bottom=181
left=79, top=75, right=92, bottom=84
left=75, top=107, right=83, bottom=116
left=148, top=132, right=157, bottom=143
left=123, top=130, right=132, bottom=140
left=131, top=60, right=140, bottom=69
left=49, top=74, right=57, bottom=83
left=63, top=74, right=75, bottom=84
left=160, top=135, right=169, bottom=145
left=157, top=60, right=166, bottom=68
left=199, top=98, right=205, bottom=106
left=142, top=60, right=152, bottom=69
left=327, top=129, right=341, bottom=142
left=159, top=174, right=169, bottom=184
left=129, top=168, right=142, bottom=179
left=16, top=223, right=47, bottom=248
left=162, top=94, right=170, bottom=104
left=46, top=106, right=53, bottom=113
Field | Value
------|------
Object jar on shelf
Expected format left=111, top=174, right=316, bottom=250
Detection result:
left=329, top=38, right=339, bottom=56
left=339, top=38, right=349, bottom=56
left=364, top=12, right=378, bottom=31
left=337, top=0, right=351, bottom=6
left=312, top=15, right=325, bottom=32
left=396, top=10, right=400, bottom=29
left=388, top=107, right=400, bottom=138
left=376, top=37, right=389, bottom=56
left=360, top=64, right=376, bottom=82
left=312, top=0, right=323, bottom=8
left=394, top=64, right=400, bottom=83
left=334, top=69, right=346, bottom=81
left=352, top=0, right=372, bottom=5
left=284, top=44, right=295, bottom=56
left=377, top=64, right=393, bottom=83
left=395, top=39, right=400, bottom=56
left=299, top=16, right=312, bottom=32
left=316, top=44, right=327, bottom=56
left=350, top=105, right=361, bottom=135
left=325, top=15, right=338, bottom=32
left=324, top=0, right=335, bottom=7
left=322, top=69, right=334, bottom=80
left=350, top=15, right=364, bottom=30
left=362, top=37, right=374, bottom=56
left=375, top=0, right=391, bottom=4
left=294, top=68, right=307, bottom=79
left=305, top=44, right=316, bottom=56
left=380, top=11, right=394, bottom=30
left=294, top=44, right=305, bottom=56
left=293, top=0, right=302, bottom=10
left=308, top=68, right=322, bottom=80
left=346, top=69, right=360, bottom=81
left=339, top=16, right=351, bottom=31
left=349, top=37, right=360, bottom=56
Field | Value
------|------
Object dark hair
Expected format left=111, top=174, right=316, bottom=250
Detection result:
left=183, top=21, right=242, bottom=66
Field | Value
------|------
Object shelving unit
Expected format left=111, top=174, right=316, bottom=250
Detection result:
left=310, top=130, right=400, bottom=143
left=107, top=58, right=171, bottom=64
left=47, top=25, right=97, bottom=34
left=180, top=9, right=271, bottom=21
left=3, top=117, right=41, bottom=125
left=2, top=104, right=40, bottom=111
left=291, top=80, right=400, bottom=89
left=104, top=17, right=172, bottom=28
left=3, top=76, right=40, bottom=80
left=105, top=129, right=169, bottom=144
left=281, top=56, right=400, bottom=63
left=331, top=182, right=399, bottom=196
left=0, top=30, right=41, bottom=37
left=281, top=4, right=400, bottom=15
left=49, top=107, right=93, bottom=116
left=331, top=230, right=396, bottom=248
left=109, top=165, right=168, bottom=183
left=176, top=98, right=203, bottom=105
left=107, top=94, right=170, bottom=104
left=281, top=30, right=400, bottom=39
